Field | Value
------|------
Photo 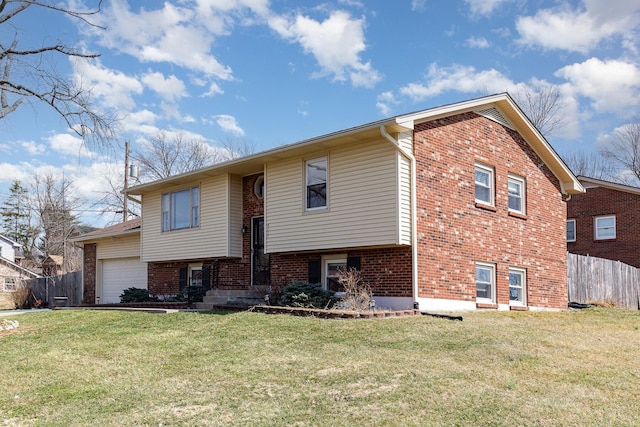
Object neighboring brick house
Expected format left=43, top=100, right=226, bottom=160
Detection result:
left=77, top=93, right=584, bottom=311
left=567, top=176, right=640, bottom=268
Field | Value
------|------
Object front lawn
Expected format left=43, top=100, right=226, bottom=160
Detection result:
left=1, top=308, right=639, bottom=426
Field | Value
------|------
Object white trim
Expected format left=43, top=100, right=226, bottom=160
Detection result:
left=508, top=174, right=526, bottom=215
left=304, top=156, right=328, bottom=212
left=474, top=163, right=495, bottom=206
left=321, top=254, right=347, bottom=291
left=566, top=219, right=576, bottom=242
left=475, top=262, right=496, bottom=304
left=594, top=215, right=616, bottom=240
left=508, top=267, right=527, bottom=306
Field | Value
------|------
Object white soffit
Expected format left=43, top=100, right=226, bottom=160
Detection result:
left=474, top=107, right=514, bottom=130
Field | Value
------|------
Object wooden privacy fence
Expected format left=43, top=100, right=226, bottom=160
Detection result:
left=28, top=271, right=82, bottom=307
left=567, top=253, right=640, bottom=310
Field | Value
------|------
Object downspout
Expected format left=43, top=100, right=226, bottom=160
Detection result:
left=379, top=125, right=419, bottom=310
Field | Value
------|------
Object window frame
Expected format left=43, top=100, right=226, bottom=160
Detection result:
left=474, top=163, right=495, bottom=206
left=566, top=219, right=576, bottom=242
left=475, top=262, right=496, bottom=303
left=161, top=186, right=200, bottom=232
left=3, top=276, right=18, bottom=291
left=305, top=157, right=328, bottom=211
left=508, top=174, right=526, bottom=215
left=322, top=255, right=346, bottom=293
left=594, top=215, right=616, bottom=240
left=508, top=267, right=526, bottom=306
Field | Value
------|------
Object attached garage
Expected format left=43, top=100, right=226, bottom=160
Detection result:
left=101, top=257, right=147, bottom=303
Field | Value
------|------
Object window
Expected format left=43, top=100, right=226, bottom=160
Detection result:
left=4, top=277, right=17, bottom=291
left=476, top=262, right=496, bottom=303
left=161, top=187, right=200, bottom=231
left=306, top=157, right=327, bottom=210
left=566, top=220, right=576, bottom=242
left=475, top=164, right=494, bottom=205
left=324, top=257, right=346, bottom=292
left=595, top=216, right=616, bottom=240
left=254, top=175, right=265, bottom=199
left=508, top=174, right=526, bottom=214
left=509, top=268, right=526, bottom=305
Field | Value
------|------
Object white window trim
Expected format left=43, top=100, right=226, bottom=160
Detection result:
left=3, top=276, right=18, bottom=292
left=475, top=262, right=496, bottom=303
left=566, top=219, right=576, bottom=242
left=161, top=186, right=200, bottom=232
left=594, top=215, right=616, bottom=240
left=474, top=163, right=495, bottom=206
left=508, top=267, right=526, bottom=306
left=305, top=157, right=328, bottom=212
left=322, top=255, right=346, bottom=293
left=254, top=175, right=265, bottom=199
left=188, top=264, right=203, bottom=287
left=508, top=174, right=526, bottom=215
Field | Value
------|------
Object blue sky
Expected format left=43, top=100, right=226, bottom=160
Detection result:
left=1, top=0, right=640, bottom=227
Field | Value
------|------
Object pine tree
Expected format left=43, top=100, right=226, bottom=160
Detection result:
left=0, top=180, right=36, bottom=258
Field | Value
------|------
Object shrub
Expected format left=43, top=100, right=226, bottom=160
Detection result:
left=10, top=283, right=33, bottom=309
left=338, top=268, right=373, bottom=312
left=119, top=287, right=158, bottom=303
left=279, top=281, right=337, bottom=309
left=169, top=286, right=204, bottom=303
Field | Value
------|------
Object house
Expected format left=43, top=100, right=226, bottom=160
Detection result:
left=567, top=176, right=640, bottom=268
left=77, top=93, right=584, bottom=311
left=0, top=234, right=41, bottom=309
left=42, top=255, right=64, bottom=276
left=73, top=218, right=144, bottom=304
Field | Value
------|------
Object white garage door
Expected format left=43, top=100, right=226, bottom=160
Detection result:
left=101, top=257, right=148, bottom=304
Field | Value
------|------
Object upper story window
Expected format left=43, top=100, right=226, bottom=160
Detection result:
left=4, top=276, right=17, bottom=291
left=306, top=157, right=327, bottom=210
left=476, top=262, right=496, bottom=303
left=162, top=186, right=200, bottom=231
left=508, top=174, right=526, bottom=214
left=566, top=219, right=576, bottom=242
left=594, top=215, right=615, bottom=240
left=254, top=175, right=265, bottom=199
left=474, top=163, right=494, bottom=206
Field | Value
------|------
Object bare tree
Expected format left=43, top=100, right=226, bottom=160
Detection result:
left=223, top=136, right=256, bottom=160
left=599, top=119, right=640, bottom=185
left=0, top=0, right=115, bottom=144
left=132, top=131, right=229, bottom=181
left=30, top=173, right=83, bottom=272
left=562, top=151, right=616, bottom=181
left=513, top=86, right=566, bottom=137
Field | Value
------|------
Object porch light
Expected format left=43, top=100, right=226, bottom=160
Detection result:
left=241, top=225, right=248, bottom=234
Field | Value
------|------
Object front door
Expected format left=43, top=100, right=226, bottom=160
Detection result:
left=252, top=217, right=270, bottom=286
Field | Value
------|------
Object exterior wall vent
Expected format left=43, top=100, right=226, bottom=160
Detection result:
left=474, top=107, right=514, bottom=130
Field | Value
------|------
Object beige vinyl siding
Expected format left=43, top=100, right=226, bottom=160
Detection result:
left=398, top=131, right=413, bottom=154
left=398, top=154, right=412, bottom=245
left=141, top=174, right=242, bottom=262
left=266, top=139, right=407, bottom=253
left=96, top=234, right=140, bottom=259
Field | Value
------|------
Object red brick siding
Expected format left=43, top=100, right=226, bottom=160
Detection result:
left=567, top=186, right=640, bottom=268
left=270, top=247, right=412, bottom=297
left=414, top=112, right=568, bottom=309
left=82, top=243, right=96, bottom=304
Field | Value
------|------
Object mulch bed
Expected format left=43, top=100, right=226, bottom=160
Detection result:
left=251, top=305, right=421, bottom=319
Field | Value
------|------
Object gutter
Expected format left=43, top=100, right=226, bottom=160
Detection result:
left=379, top=125, right=419, bottom=309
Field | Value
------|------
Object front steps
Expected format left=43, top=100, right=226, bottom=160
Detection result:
left=194, top=288, right=265, bottom=310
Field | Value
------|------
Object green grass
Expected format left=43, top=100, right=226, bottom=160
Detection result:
left=1, top=308, right=639, bottom=426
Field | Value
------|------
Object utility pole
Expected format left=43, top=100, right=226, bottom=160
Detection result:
left=124, top=141, right=129, bottom=223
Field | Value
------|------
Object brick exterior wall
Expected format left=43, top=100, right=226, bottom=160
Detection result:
left=413, top=112, right=568, bottom=309
left=82, top=243, right=96, bottom=304
left=567, top=186, right=640, bottom=268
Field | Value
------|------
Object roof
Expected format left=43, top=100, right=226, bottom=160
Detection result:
left=44, top=255, right=63, bottom=266
left=72, top=217, right=142, bottom=242
left=577, top=176, right=640, bottom=196
left=0, top=256, right=41, bottom=278
left=0, top=234, right=21, bottom=248
left=127, top=93, right=584, bottom=196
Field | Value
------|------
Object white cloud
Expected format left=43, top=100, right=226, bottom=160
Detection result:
left=21, top=141, right=46, bottom=156
left=73, top=59, right=143, bottom=111
left=399, top=64, right=518, bottom=101
left=516, top=2, right=640, bottom=53
left=464, top=0, right=512, bottom=17
left=47, top=133, right=94, bottom=158
left=466, top=36, right=490, bottom=48
left=376, top=91, right=399, bottom=116
left=0, top=162, right=30, bottom=184
left=213, top=114, right=245, bottom=136
left=555, top=58, right=640, bottom=114
left=411, top=0, right=427, bottom=12
left=202, top=82, right=224, bottom=97
left=269, top=10, right=381, bottom=87
left=141, top=72, right=187, bottom=102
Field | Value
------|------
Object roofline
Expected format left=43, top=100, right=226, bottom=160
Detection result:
left=72, top=227, right=140, bottom=243
left=0, top=234, right=21, bottom=247
left=0, top=257, right=41, bottom=278
left=578, top=175, right=640, bottom=195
